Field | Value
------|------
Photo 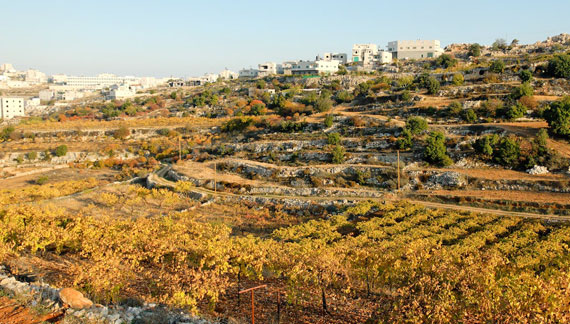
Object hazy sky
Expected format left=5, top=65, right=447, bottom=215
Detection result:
left=1, top=0, right=569, bottom=77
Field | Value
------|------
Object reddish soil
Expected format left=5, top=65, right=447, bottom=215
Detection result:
left=0, top=296, right=64, bottom=324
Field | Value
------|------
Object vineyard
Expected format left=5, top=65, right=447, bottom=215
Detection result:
left=1, top=195, right=570, bottom=323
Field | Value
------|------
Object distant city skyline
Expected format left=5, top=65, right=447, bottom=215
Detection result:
left=1, top=0, right=569, bottom=77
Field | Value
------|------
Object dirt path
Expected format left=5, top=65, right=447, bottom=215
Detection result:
left=153, top=168, right=570, bottom=221
left=0, top=296, right=63, bottom=323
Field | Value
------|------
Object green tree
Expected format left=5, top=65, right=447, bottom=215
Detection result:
left=331, top=145, right=345, bottom=164
left=494, top=137, right=520, bottom=167
left=468, top=43, right=481, bottom=57
left=489, top=60, right=505, bottom=73
left=519, top=69, right=533, bottom=83
left=504, top=103, right=527, bottom=120
left=492, top=38, right=507, bottom=51
left=256, top=80, right=266, bottom=89
left=423, top=132, right=452, bottom=166
left=452, top=73, right=464, bottom=86
left=406, top=116, right=428, bottom=135
left=448, top=101, right=463, bottom=115
left=473, top=136, right=494, bottom=157
left=55, top=145, right=68, bottom=157
left=543, top=97, right=570, bottom=137
left=434, top=54, right=458, bottom=68
left=510, top=83, right=533, bottom=100
left=396, top=128, right=413, bottom=150
left=547, top=54, right=570, bottom=79
left=462, top=109, right=477, bottom=123
left=425, top=77, right=440, bottom=95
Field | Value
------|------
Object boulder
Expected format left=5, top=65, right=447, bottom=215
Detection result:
left=527, top=165, right=549, bottom=175
left=59, top=288, right=93, bottom=309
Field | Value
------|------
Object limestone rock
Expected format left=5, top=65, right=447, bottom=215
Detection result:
left=527, top=165, right=549, bottom=175
left=60, top=288, right=93, bottom=309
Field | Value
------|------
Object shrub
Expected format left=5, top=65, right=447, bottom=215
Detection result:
left=0, top=126, right=15, bottom=141
left=468, top=43, right=481, bottom=57
left=423, top=132, right=452, bottom=166
left=448, top=101, right=463, bottom=115
left=114, top=126, right=130, bottom=140
left=221, top=117, right=254, bottom=133
left=547, top=54, right=570, bottom=78
left=335, top=90, right=354, bottom=103
left=55, top=145, right=68, bottom=157
left=327, top=132, right=341, bottom=145
left=452, top=73, right=464, bottom=86
left=434, top=54, right=458, bottom=69
left=510, top=83, right=534, bottom=100
left=331, top=145, right=345, bottom=164
left=426, top=77, right=440, bottom=95
left=36, top=175, right=49, bottom=185
left=489, top=60, right=505, bottom=73
left=544, top=97, right=570, bottom=137
left=462, top=109, right=478, bottom=123
left=406, top=116, right=428, bottom=135
left=25, top=151, right=37, bottom=161
left=315, top=97, right=333, bottom=113
left=324, top=114, right=334, bottom=128
left=519, top=69, right=533, bottom=83
left=401, top=90, right=411, bottom=102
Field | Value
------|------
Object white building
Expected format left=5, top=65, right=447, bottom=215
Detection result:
left=24, top=69, right=47, bottom=84
left=0, top=97, right=25, bottom=119
left=52, top=73, right=139, bottom=90
left=291, top=60, right=340, bottom=75
left=0, top=64, right=16, bottom=74
left=26, top=98, right=41, bottom=108
left=387, top=40, right=444, bottom=60
left=239, top=68, right=259, bottom=78
left=352, top=44, right=378, bottom=64
left=218, top=69, right=239, bottom=80
left=108, top=84, right=136, bottom=100
left=375, top=51, right=393, bottom=64
left=39, top=89, right=86, bottom=101
left=258, top=62, right=278, bottom=77
left=323, top=53, right=348, bottom=64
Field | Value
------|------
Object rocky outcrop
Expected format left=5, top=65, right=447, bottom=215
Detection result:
left=0, top=265, right=211, bottom=324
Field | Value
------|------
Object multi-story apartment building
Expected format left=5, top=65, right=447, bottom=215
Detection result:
left=387, top=40, right=444, bottom=60
left=352, top=44, right=378, bottom=64
left=0, top=97, right=25, bottom=119
left=52, top=73, right=139, bottom=90
left=323, top=53, right=348, bottom=64
left=291, top=60, right=340, bottom=75
left=218, top=69, right=239, bottom=80
left=375, top=51, right=393, bottom=64
left=239, top=68, right=259, bottom=78
left=258, top=62, right=278, bottom=77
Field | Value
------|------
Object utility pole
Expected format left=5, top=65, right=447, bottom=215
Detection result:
left=178, top=136, right=182, bottom=161
left=397, top=150, right=401, bottom=193
left=238, top=285, right=267, bottom=324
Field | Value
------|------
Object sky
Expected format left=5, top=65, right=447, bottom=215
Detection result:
left=1, top=0, right=569, bottom=78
